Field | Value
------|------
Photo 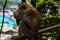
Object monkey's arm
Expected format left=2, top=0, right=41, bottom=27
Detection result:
left=23, top=9, right=41, bottom=30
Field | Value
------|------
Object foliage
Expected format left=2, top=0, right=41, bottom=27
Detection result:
left=34, top=0, right=60, bottom=40
left=38, top=15, right=60, bottom=40
left=36, top=0, right=60, bottom=16
left=41, top=15, right=60, bottom=28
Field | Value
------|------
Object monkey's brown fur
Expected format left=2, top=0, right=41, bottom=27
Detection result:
left=13, top=2, right=41, bottom=40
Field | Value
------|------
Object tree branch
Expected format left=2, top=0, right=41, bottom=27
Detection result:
left=0, top=0, right=7, bottom=34
left=38, top=24, right=60, bottom=34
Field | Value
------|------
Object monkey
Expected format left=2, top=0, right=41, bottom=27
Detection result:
left=13, top=2, right=41, bottom=40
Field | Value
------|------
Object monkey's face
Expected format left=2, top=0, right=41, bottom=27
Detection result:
left=14, top=11, right=20, bottom=25
left=13, top=3, right=28, bottom=25
left=14, top=3, right=29, bottom=19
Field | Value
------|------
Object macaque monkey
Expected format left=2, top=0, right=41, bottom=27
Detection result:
left=13, top=2, right=41, bottom=40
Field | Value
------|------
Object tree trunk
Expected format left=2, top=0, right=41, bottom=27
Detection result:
left=22, top=0, right=26, bottom=2
left=31, top=0, right=36, bottom=7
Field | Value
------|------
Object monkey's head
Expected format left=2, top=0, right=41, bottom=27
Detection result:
left=14, top=2, right=41, bottom=38
left=14, top=2, right=30, bottom=25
